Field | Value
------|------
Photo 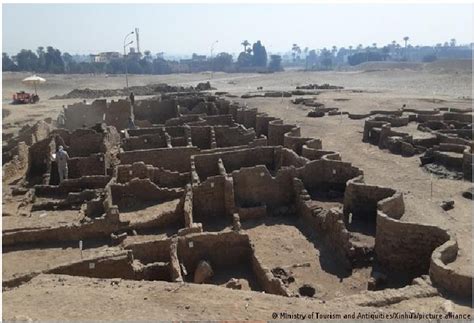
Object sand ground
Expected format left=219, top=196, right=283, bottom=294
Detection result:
left=2, top=64, right=473, bottom=320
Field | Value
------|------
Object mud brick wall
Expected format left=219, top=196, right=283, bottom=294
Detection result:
left=177, top=232, right=251, bottom=274
left=268, top=120, right=296, bottom=146
left=34, top=176, right=113, bottom=197
left=433, top=150, right=464, bottom=169
left=27, top=137, right=56, bottom=184
left=462, top=149, right=472, bottom=181
left=123, top=238, right=172, bottom=264
left=376, top=212, right=450, bottom=277
left=443, top=112, right=473, bottom=123
left=68, top=129, right=104, bottom=157
left=255, top=114, right=278, bottom=137
left=343, top=178, right=398, bottom=222
left=134, top=99, right=178, bottom=124
left=283, top=128, right=314, bottom=155
left=242, top=109, right=258, bottom=129
left=122, top=133, right=168, bottom=151
left=430, top=239, right=473, bottom=298
left=213, top=126, right=256, bottom=148
left=299, top=158, right=362, bottom=193
left=190, top=126, right=212, bottom=149
left=192, top=176, right=226, bottom=219
left=64, top=100, right=107, bottom=130
left=193, top=147, right=276, bottom=181
left=119, top=147, right=200, bottom=173
left=301, top=206, right=352, bottom=269
left=203, top=114, right=234, bottom=126
left=110, top=178, right=184, bottom=209
left=251, top=248, right=290, bottom=296
left=116, top=162, right=189, bottom=188
left=281, top=148, right=308, bottom=168
left=68, top=153, right=106, bottom=178
left=232, top=166, right=295, bottom=209
left=215, top=99, right=230, bottom=115
left=48, top=251, right=136, bottom=279
left=104, top=100, right=131, bottom=131
left=3, top=142, right=29, bottom=183
left=127, top=127, right=164, bottom=137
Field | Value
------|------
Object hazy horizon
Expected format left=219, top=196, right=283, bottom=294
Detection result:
left=2, top=3, right=473, bottom=56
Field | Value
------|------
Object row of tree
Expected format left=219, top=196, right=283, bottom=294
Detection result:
left=289, top=37, right=472, bottom=69
left=3, top=40, right=283, bottom=74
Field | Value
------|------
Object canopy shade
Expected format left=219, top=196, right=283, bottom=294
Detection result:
left=22, top=75, right=46, bottom=95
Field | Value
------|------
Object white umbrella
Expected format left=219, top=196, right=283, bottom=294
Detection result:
left=22, top=75, right=46, bottom=95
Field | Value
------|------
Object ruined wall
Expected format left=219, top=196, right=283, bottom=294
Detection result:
left=375, top=212, right=450, bottom=277
left=64, top=100, right=107, bottom=130
left=135, top=99, right=178, bottom=124
left=193, top=147, right=277, bottom=181
left=190, top=126, right=212, bottom=149
left=232, top=166, right=295, bottom=209
left=68, top=129, right=104, bottom=157
left=116, top=162, right=189, bottom=188
left=104, top=100, right=130, bottom=131
left=268, top=120, right=296, bottom=146
left=122, top=133, right=168, bottom=151
left=255, top=114, right=278, bottom=137
left=298, top=158, right=363, bottom=193
left=294, top=178, right=353, bottom=269
left=203, top=115, right=234, bottom=126
left=177, top=232, right=251, bottom=275
left=123, top=236, right=171, bottom=264
left=68, top=153, right=106, bottom=179
left=213, top=126, right=256, bottom=148
left=430, top=240, right=473, bottom=298
left=27, top=137, right=56, bottom=185
left=343, top=177, right=402, bottom=222
left=3, top=142, right=29, bottom=183
left=110, top=178, right=183, bottom=209
left=119, top=147, right=200, bottom=173
left=192, top=175, right=226, bottom=219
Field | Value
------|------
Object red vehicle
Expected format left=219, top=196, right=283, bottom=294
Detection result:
left=12, top=91, right=40, bottom=104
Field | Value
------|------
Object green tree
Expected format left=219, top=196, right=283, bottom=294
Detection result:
left=14, top=49, right=38, bottom=71
left=268, top=55, right=283, bottom=72
left=237, top=52, right=252, bottom=68
left=252, top=41, right=267, bottom=67
left=241, top=40, right=250, bottom=52
left=2, top=53, right=17, bottom=71
left=211, top=52, right=233, bottom=71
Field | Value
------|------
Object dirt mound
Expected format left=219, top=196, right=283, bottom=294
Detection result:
left=50, top=82, right=214, bottom=100
left=424, top=59, right=472, bottom=74
left=349, top=61, right=423, bottom=71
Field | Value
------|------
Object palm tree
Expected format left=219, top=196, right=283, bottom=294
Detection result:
left=357, top=44, right=363, bottom=52
left=241, top=40, right=250, bottom=52
left=403, top=36, right=409, bottom=48
left=372, top=43, right=377, bottom=49
left=331, top=46, right=337, bottom=56
left=348, top=45, right=353, bottom=54
left=450, top=38, right=456, bottom=47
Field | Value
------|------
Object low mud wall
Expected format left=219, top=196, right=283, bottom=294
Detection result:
left=430, top=240, right=473, bottom=298
left=119, top=147, right=200, bottom=173
left=232, top=165, right=295, bottom=209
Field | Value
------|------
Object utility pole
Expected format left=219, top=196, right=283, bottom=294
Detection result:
left=123, top=31, right=134, bottom=94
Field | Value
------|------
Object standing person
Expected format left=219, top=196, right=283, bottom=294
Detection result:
left=56, top=145, right=69, bottom=183
left=128, top=116, right=136, bottom=130
left=129, top=91, right=135, bottom=106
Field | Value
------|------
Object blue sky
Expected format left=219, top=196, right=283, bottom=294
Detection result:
left=2, top=4, right=473, bottom=56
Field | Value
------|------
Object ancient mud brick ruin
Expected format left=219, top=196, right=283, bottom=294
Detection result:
left=363, top=107, right=473, bottom=180
left=3, top=92, right=472, bottom=300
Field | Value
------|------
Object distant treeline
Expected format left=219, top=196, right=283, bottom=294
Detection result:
left=2, top=41, right=283, bottom=75
left=3, top=38, right=472, bottom=74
